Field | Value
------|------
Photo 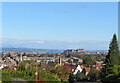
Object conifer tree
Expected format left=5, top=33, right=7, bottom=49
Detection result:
left=105, top=34, right=119, bottom=66
left=101, top=34, right=119, bottom=82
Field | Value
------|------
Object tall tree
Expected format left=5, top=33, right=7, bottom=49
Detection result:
left=105, top=34, right=119, bottom=66
left=101, top=34, right=119, bottom=82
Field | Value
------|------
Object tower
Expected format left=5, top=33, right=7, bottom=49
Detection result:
left=58, top=54, right=62, bottom=66
left=20, top=53, right=23, bottom=61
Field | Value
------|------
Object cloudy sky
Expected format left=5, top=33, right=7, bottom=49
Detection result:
left=1, top=2, right=118, bottom=50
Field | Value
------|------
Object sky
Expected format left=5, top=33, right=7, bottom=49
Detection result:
left=1, top=2, right=118, bottom=50
left=1, top=0, right=119, bottom=2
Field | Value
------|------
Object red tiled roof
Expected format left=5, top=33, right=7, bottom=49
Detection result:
left=70, top=65, right=78, bottom=70
left=64, top=64, right=77, bottom=70
left=64, top=64, right=86, bottom=71
left=95, top=64, right=103, bottom=68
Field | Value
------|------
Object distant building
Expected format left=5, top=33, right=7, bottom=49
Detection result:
left=63, top=49, right=89, bottom=54
left=10, top=52, right=18, bottom=57
left=58, top=54, right=64, bottom=66
left=63, top=49, right=75, bottom=54
left=76, top=49, right=85, bottom=52
left=78, top=58, right=83, bottom=64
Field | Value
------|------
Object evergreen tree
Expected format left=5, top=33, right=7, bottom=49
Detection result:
left=105, top=34, right=119, bottom=66
left=101, top=34, right=119, bottom=82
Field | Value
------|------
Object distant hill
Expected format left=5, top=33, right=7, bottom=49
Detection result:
left=0, top=48, right=108, bottom=54
left=1, top=48, right=64, bottom=54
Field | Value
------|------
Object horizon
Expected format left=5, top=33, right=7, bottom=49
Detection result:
left=1, top=2, right=118, bottom=50
left=1, top=47, right=109, bottom=51
left=0, top=47, right=108, bottom=54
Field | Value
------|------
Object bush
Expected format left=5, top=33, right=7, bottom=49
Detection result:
left=2, top=70, right=12, bottom=83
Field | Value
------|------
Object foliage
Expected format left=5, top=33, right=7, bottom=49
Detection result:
left=105, top=34, right=119, bottom=66
left=1, top=70, right=12, bottom=83
left=50, top=65, right=71, bottom=81
left=2, top=67, right=61, bottom=82
left=69, top=72, right=89, bottom=82
left=2, top=61, right=61, bottom=82
left=118, top=55, right=120, bottom=65
left=76, top=72, right=85, bottom=81
left=68, top=73, right=74, bottom=82
left=101, top=34, right=120, bottom=82
left=83, top=56, right=95, bottom=66
left=88, top=68, right=100, bottom=82
left=18, top=62, right=26, bottom=71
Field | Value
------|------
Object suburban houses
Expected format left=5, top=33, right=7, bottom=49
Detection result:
left=0, top=49, right=105, bottom=75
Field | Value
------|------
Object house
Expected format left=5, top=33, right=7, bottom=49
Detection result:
left=93, top=63, right=103, bottom=70
left=78, top=58, right=83, bottom=64
left=70, top=64, right=78, bottom=72
left=63, top=64, right=77, bottom=72
left=71, top=64, right=90, bottom=76
left=73, top=65, right=83, bottom=75
left=0, top=65, right=4, bottom=70
left=63, top=64, right=91, bottom=76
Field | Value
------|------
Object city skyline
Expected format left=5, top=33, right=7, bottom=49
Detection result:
left=1, top=2, right=118, bottom=50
